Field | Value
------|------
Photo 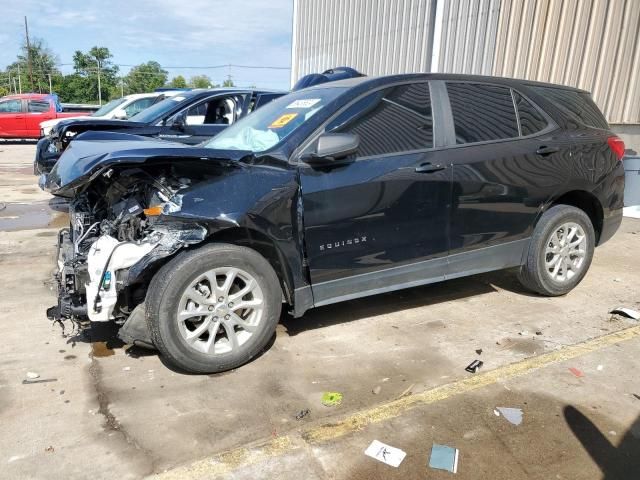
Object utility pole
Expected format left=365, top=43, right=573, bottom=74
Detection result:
left=24, top=16, right=34, bottom=92
left=97, top=59, right=102, bottom=105
left=17, top=65, right=22, bottom=93
left=48, top=74, right=52, bottom=93
left=120, top=77, right=124, bottom=97
left=13, top=77, right=18, bottom=94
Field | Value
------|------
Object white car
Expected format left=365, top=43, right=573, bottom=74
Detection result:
left=39, top=91, right=181, bottom=136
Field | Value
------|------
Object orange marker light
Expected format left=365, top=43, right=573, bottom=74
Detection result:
left=143, top=205, right=164, bottom=216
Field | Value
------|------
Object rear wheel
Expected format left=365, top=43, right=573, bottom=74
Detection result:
left=518, top=205, right=595, bottom=296
left=146, top=243, right=282, bottom=373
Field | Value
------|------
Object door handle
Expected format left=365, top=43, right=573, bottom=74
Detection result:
left=415, top=162, right=445, bottom=173
left=536, top=146, right=560, bottom=156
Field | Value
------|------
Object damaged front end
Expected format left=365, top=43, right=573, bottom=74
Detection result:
left=48, top=166, right=207, bottom=346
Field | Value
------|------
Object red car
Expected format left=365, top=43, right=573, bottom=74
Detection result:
left=0, top=93, right=89, bottom=139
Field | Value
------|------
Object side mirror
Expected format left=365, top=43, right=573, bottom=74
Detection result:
left=303, top=133, right=359, bottom=166
left=113, top=110, right=127, bottom=120
left=172, top=111, right=187, bottom=130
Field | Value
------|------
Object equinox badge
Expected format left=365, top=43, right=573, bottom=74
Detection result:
left=319, top=236, right=367, bottom=251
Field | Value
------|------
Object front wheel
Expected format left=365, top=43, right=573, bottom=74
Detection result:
left=146, top=243, right=282, bottom=373
left=518, top=204, right=595, bottom=296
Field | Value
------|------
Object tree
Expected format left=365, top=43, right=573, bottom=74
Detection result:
left=189, top=75, right=212, bottom=88
left=222, top=77, right=234, bottom=87
left=67, top=46, right=119, bottom=103
left=124, top=61, right=168, bottom=94
left=6, top=37, right=60, bottom=93
left=168, top=75, right=187, bottom=88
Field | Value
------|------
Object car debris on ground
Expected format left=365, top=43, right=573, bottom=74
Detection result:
left=494, top=407, right=524, bottom=426
left=364, top=440, right=406, bottom=468
left=429, top=443, right=459, bottom=473
left=465, top=360, right=483, bottom=373
left=568, top=367, right=585, bottom=378
left=609, top=307, right=640, bottom=320
left=321, top=392, right=343, bottom=407
left=295, top=409, right=310, bottom=420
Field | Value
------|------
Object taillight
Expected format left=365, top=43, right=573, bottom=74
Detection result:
left=607, top=135, right=625, bottom=162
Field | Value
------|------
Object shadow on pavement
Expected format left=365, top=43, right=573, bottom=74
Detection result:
left=564, top=406, right=640, bottom=479
left=282, top=268, right=538, bottom=336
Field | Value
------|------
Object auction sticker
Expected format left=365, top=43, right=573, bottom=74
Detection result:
left=269, top=113, right=298, bottom=129
left=286, top=99, right=321, bottom=109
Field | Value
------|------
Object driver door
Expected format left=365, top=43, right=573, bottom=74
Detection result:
left=299, top=82, right=451, bottom=306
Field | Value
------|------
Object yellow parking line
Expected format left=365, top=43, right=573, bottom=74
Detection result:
left=152, top=324, right=640, bottom=479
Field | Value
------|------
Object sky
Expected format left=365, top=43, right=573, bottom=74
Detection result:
left=1, top=0, right=294, bottom=89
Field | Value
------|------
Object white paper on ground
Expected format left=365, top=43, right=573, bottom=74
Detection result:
left=623, top=206, right=640, bottom=219
left=364, top=440, right=406, bottom=468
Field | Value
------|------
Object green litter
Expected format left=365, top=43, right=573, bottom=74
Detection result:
left=321, top=391, right=343, bottom=407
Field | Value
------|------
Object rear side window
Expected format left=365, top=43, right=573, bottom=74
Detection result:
left=447, top=83, right=519, bottom=144
left=28, top=100, right=50, bottom=113
left=513, top=92, right=548, bottom=136
left=331, top=82, right=433, bottom=157
left=531, top=87, right=608, bottom=129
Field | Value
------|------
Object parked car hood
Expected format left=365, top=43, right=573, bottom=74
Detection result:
left=41, top=116, right=95, bottom=129
left=52, top=118, right=148, bottom=136
left=43, top=131, right=251, bottom=196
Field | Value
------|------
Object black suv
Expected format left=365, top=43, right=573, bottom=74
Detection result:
left=46, top=74, right=625, bottom=373
left=34, top=88, right=284, bottom=175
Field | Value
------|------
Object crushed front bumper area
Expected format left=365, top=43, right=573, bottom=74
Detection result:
left=47, top=228, right=88, bottom=322
left=47, top=223, right=208, bottom=324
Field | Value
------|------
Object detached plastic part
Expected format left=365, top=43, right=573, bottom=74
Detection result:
left=118, top=304, right=155, bottom=349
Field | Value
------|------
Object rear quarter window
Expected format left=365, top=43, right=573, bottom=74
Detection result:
left=28, top=100, right=50, bottom=113
left=531, top=87, right=608, bottom=130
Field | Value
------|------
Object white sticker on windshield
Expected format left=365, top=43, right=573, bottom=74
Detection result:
left=286, top=99, right=321, bottom=109
left=172, top=96, right=186, bottom=102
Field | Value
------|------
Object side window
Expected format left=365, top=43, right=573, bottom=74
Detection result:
left=28, top=100, right=50, bottom=113
left=531, top=87, right=608, bottom=129
left=185, top=98, right=236, bottom=126
left=447, top=83, right=519, bottom=144
left=0, top=99, right=22, bottom=113
left=124, top=98, right=155, bottom=118
left=330, top=83, right=433, bottom=157
left=513, top=92, right=548, bottom=136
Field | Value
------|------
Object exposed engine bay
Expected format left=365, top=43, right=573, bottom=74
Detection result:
left=49, top=167, right=207, bottom=330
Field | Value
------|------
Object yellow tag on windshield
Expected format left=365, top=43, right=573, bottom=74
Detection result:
left=269, top=113, right=298, bottom=129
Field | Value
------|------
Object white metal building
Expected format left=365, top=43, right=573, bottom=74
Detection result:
left=291, top=0, right=640, bottom=147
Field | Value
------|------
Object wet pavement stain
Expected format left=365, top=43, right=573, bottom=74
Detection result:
left=91, top=342, right=115, bottom=358
left=0, top=201, right=68, bottom=232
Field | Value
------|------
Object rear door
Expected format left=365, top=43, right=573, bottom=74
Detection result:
left=444, top=82, right=571, bottom=275
left=299, top=81, right=451, bottom=305
left=0, top=98, right=26, bottom=137
left=25, top=99, right=52, bottom=137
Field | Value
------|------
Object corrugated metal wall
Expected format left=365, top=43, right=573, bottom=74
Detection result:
left=291, top=0, right=438, bottom=82
left=292, top=0, right=640, bottom=124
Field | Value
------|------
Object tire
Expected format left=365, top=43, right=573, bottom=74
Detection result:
left=518, top=204, right=595, bottom=296
left=146, top=243, right=282, bottom=373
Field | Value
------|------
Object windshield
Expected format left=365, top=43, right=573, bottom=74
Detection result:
left=205, top=87, right=346, bottom=153
left=92, top=97, right=127, bottom=117
left=130, top=94, right=191, bottom=123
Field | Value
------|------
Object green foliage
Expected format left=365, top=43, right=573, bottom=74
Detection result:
left=125, top=61, right=168, bottom=93
left=5, top=37, right=60, bottom=93
left=189, top=75, right=213, bottom=88
left=66, top=46, right=119, bottom=103
left=222, top=78, right=235, bottom=87
left=168, top=75, right=187, bottom=88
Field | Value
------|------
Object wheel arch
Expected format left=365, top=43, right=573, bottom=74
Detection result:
left=205, top=227, right=295, bottom=305
left=546, top=190, right=604, bottom=244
